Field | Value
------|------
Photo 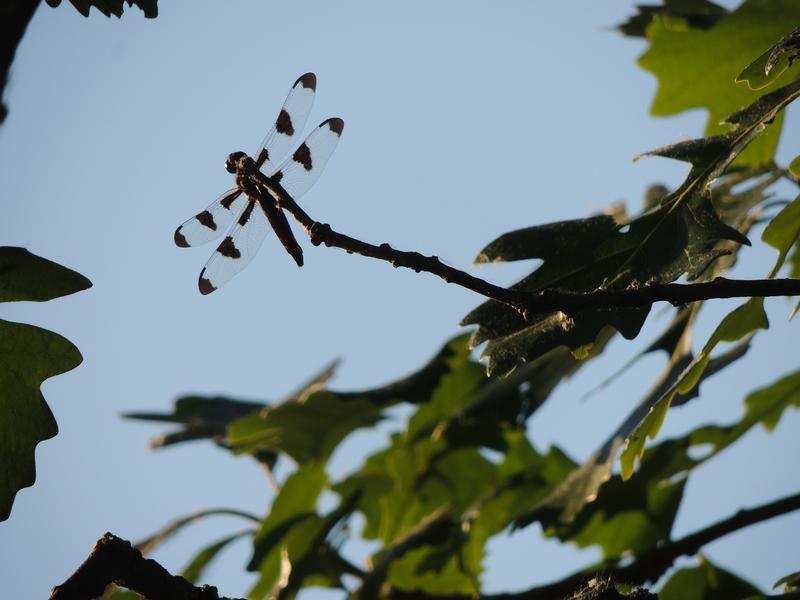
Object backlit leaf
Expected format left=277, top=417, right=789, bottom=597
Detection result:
left=620, top=298, right=768, bottom=479
left=639, top=0, right=800, bottom=165
left=761, top=194, right=800, bottom=275
left=659, top=557, right=761, bottom=600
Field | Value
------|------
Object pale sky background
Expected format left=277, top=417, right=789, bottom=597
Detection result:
left=1, top=1, right=799, bottom=598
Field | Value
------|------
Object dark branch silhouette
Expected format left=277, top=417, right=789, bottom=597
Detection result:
left=234, top=157, right=800, bottom=319
left=50, top=532, right=244, bottom=600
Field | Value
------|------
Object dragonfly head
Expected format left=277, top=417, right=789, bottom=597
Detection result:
left=225, top=151, right=247, bottom=174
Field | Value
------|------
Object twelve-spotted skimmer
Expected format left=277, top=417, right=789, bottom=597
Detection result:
left=174, top=73, right=343, bottom=294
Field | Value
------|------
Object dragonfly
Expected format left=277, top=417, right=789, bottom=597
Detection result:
left=174, top=73, right=344, bottom=294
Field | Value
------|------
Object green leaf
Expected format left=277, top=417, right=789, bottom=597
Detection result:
left=737, top=27, right=800, bottom=90
left=248, top=463, right=327, bottom=574
left=45, top=0, right=157, bottom=18
left=639, top=1, right=800, bottom=165
left=774, top=571, right=800, bottom=591
left=517, top=364, right=799, bottom=558
left=181, top=530, right=252, bottom=583
left=270, top=493, right=361, bottom=598
left=659, top=557, right=762, bottom=600
left=0, top=247, right=91, bottom=303
left=620, top=298, right=768, bottom=479
left=227, top=390, right=382, bottom=464
left=790, top=155, right=800, bottom=178
left=0, top=319, right=82, bottom=521
left=463, top=191, right=745, bottom=375
left=515, top=335, right=749, bottom=532
left=336, top=333, right=474, bottom=407
left=762, top=194, right=800, bottom=275
left=463, top=76, right=800, bottom=377
left=125, top=360, right=339, bottom=457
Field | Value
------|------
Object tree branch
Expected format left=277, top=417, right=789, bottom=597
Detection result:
left=238, top=158, right=800, bottom=318
left=384, top=491, right=800, bottom=600
left=50, top=532, right=244, bottom=600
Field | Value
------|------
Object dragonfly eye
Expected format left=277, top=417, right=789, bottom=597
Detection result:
left=225, top=151, right=246, bottom=174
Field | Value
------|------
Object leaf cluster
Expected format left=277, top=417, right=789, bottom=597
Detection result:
left=0, top=248, right=91, bottom=521
left=98, top=3, right=800, bottom=599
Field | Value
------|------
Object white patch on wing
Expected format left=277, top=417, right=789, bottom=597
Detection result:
left=271, top=118, right=343, bottom=200
left=174, top=188, right=245, bottom=247
left=255, top=74, right=316, bottom=173
left=198, top=200, right=271, bottom=292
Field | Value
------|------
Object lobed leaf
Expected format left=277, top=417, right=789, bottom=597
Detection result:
left=45, top=0, right=157, bottom=18
left=639, top=0, right=800, bottom=165
left=0, top=247, right=91, bottom=303
left=0, top=320, right=82, bottom=521
left=659, top=557, right=761, bottom=600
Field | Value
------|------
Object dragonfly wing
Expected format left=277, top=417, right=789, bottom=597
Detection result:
left=270, top=118, right=344, bottom=200
left=198, top=199, right=271, bottom=294
left=255, top=73, right=317, bottom=172
left=174, top=188, right=245, bottom=247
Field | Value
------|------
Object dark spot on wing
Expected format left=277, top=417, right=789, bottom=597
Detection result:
left=295, top=73, right=316, bottom=91
left=271, top=170, right=283, bottom=184
left=324, top=117, right=344, bottom=136
left=218, top=236, right=241, bottom=259
left=237, top=201, right=256, bottom=226
left=199, top=271, right=216, bottom=295
left=197, top=210, right=217, bottom=230
left=293, top=143, right=312, bottom=171
left=221, top=190, right=240, bottom=210
left=276, top=109, right=294, bottom=136
left=174, top=228, right=189, bottom=247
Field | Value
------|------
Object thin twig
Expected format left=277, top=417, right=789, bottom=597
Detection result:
left=237, top=157, right=800, bottom=318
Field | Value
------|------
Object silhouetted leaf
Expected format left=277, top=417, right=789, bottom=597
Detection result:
left=659, top=557, right=761, bottom=600
left=462, top=79, right=800, bottom=377
left=0, top=247, right=91, bottom=302
left=639, top=0, right=800, bottom=165
left=618, top=1, right=727, bottom=38
left=0, top=320, right=82, bottom=521
left=463, top=190, right=745, bottom=375
left=124, top=360, right=338, bottom=455
left=45, top=0, right=157, bottom=18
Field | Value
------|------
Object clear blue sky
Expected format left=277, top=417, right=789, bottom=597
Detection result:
left=1, top=1, right=798, bottom=598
